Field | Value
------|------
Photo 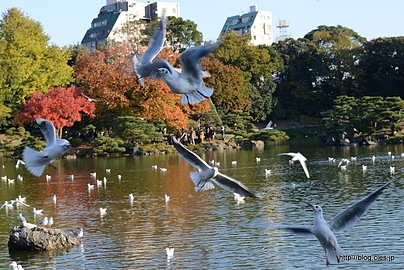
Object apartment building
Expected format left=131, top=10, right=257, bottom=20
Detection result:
left=220, top=5, right=273, bottom=46
left=81, top=0, right=180, bottom=50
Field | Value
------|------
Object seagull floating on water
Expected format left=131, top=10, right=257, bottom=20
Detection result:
left=33, top=207, right=43, bottom=215
left=99, top=207, right=107, bottom=215
left=234, top=193, right=245, bottom=204
left=273, top=181, right=391, bottom=266
left=165, top=194, right=170, bottom=204
left=166, top=246, right=174, bottom=258
left=22, top=118, right=70, bottom=177
left=172, top=137, right=259, bottom=198
left=18, top=213, right=26, bottom=224
left=277, top=152, right=310, bottom=178
left=9, top=261, right=24, bottom=270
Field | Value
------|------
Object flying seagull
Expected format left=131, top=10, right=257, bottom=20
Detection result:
left=133, top=11, right=166, bottom=87
left=23, top=118, right=71, bottom=177
left=172, top=137, right=259, bottom=198
left=153, top=43, right=219, bottom=105
left=277, top=152, right=310, bottom=178
left=273, top=181, right=391, bottom=266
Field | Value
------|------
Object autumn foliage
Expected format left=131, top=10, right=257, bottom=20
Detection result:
left=17, top=86, right=95, bottom=137
left=74, top=43, right=210, bottom=130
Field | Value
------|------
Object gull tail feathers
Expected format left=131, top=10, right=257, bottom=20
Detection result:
left=23, top=146, right=46, bottom=177
left=181, top=87, right=214, bottom=105
left=190, top=172, right=215, bottom=191
left=326, top=244, right=345, bottom=264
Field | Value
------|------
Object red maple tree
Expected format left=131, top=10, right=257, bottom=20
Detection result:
left=17, top=86, right=96, bottom=137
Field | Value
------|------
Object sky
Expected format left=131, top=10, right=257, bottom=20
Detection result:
left=0, top=0, right=403, bottom=46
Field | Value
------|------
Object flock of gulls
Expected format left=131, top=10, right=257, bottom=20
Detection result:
left=4, top=116, right=394, bottom=267
left=4, top=14, right=395, bottom=268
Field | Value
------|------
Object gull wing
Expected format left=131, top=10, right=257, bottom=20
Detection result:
left=273, top=224, right=314, bottom=236
left=328, top=181, right=391, bottom=233
left=179, top=43, right=219, bottom=83
left=213, top=172, right=260, bottom=198
left=136, top=58, right=177, bottom=79
left=172, top=137, right=210, bottom=171
left=139, top=12, right=166, bottom=65
left=277, top=152, right=310, bottom=178
left=36, top=118, right=56, bottom=147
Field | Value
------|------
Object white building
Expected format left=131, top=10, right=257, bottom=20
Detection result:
left=220, top=5, right=273, bottom=46
left=81, top=0, right=180, bottom=50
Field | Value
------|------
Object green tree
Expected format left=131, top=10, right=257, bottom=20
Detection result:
left=0, top=8, right=73, bottom=122
left=214, top=32, right=279, bottom=121
left=166, top=16, right=203, bottom=52
left=360, top=37, right=404, bottom=97
left=112, top=116, right=163, bottom=144
left=304, top=25, right=367, bottom=102
left=272, top=38, right=322, bottom=118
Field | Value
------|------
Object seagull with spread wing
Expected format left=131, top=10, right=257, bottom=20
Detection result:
left=277, top=152, right=310, bottom=178
left=23, top=118, right=71, bottom=177
left=133, top=12, right=166, bottom=87
left=273, top=181, right=391, bottom=266
left=172, top=137, right=259, bottom=198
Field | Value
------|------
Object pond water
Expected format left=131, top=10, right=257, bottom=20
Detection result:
left=0, top=138, right=403, bottom=269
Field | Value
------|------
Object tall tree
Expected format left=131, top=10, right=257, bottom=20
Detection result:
left=74, top=42, right=139, bottom=111
left=16, top=86, right=95, bottom=138
left=214, top=32, right=279, bottom=121
left=304, top=25, right=367, bottom=101
left=360, top=37, right=404, bottom=97
left=166, top=16, right=203, bottom=52
left=0, top=8, right=73, bottom=121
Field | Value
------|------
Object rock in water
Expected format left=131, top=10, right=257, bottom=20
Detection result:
left=8, top=225, right=80, bottom=251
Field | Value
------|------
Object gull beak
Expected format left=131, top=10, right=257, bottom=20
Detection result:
left=308, top=203, right=313, bottom=208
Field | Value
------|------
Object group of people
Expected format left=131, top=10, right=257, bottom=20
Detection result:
left=174, top=125, right=224, bottom=145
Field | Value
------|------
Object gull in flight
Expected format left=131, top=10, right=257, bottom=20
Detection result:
left=133, top=12, right=166, bottom=87
left=277, top=152, right=310, bottom=178
left=15, top=159, right=25, bottom=169
left=172, top=137, right=259, bottom=198
left=273, top=181, right=391, bottom=266
left=150, top=43, right=220, bottom=105
left=80, top=92, right=99, bottom=102
left=23, top=118, right=71, bottom=177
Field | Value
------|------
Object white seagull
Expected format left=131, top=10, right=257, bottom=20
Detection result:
left=99, top=207, right=107, bottom=215
left=38, top=216, right=48, bottom=226
left=22, top=118, right=70, bottom=177
left=165, top=194, right=170, bottom=204
left=152, top=43, right=219, bottom=105
left=273, top=181, right=391, bottom=266
left=71, top=228, right=84, bottom=238
left=172, top=137, right=259, bottom=198
left=15, top=159, right=25, bottom=169
left=277, top=152, right=310, bottom=178
left=133, top=12, right=166, bottom=87
left=18, top=213, right=26, bottom=224
left=47, top=217, right=54, bottom=227
left=166, top=246, right=174, bottom=258
left=33, top=207, right=43, bottom=215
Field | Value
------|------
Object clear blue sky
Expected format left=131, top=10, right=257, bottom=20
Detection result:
left=0, top=0, right=402, bottom=46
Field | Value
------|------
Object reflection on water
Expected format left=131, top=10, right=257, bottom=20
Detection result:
left=0, top=138, right=403, bottom=269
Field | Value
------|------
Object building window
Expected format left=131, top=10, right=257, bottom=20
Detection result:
left=172, top=8, right=176, bottom=13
